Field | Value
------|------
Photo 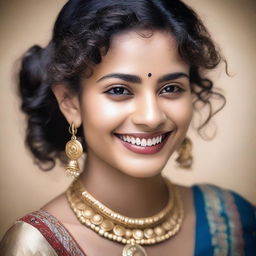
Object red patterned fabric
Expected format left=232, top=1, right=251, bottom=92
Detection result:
left=20, top=211, right=86, bottom=256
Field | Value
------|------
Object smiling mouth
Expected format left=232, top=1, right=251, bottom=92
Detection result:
left=114, top=132, right=171, bottom=147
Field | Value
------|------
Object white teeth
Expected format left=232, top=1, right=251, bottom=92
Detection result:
left=131, top=137, right=136, bottom=145
left=141, top=138, right=147, bottom=147
left=135, top=138, right=141, bottom=146
left=120, top=134, right=166, bottom=147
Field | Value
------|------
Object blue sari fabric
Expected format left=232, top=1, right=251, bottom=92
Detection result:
left=193, top=185, right=256, bottom=256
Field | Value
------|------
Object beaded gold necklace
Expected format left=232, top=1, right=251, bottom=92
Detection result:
left=66, top=177, right=184, bottom=256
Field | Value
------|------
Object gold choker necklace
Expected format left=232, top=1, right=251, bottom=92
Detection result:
left=66, top=177, right=184, bottom=256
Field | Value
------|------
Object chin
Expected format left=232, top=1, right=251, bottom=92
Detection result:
left=116, top=157, right=170, bottom=178
left=117, top=140, right=179, bottom=179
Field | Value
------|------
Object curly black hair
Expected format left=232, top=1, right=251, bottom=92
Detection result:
left=18, top=0, right=226, bottom=171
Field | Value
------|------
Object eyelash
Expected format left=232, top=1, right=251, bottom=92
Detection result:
left=159, top=85, right=185, bottom=95
left=105, top=86, right=132, bottom=96
left=104, top=85, right=185, bottom=97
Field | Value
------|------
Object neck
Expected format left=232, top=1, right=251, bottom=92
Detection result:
left=79, top=155, right=169, bottom=218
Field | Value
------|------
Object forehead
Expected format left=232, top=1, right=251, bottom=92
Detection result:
left=90, top=29, right=189, bottom=79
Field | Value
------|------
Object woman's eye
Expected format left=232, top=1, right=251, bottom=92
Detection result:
left=105, top=87, right=132, bottom=96
left=160, top=85, right=184, bottom=95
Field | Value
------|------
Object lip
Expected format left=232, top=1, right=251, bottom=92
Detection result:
left=114, top=131, right=172, bottom=155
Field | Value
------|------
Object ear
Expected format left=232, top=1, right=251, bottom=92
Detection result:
left=52, top=84, right=82, bottom=128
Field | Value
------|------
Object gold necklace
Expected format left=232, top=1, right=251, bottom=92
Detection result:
left=74, top=177, right=175, bottom=228
left=66, top=177, right=184, bottom=256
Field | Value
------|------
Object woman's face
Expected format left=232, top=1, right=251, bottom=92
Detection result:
left=79, top=29, right=192, bottom=178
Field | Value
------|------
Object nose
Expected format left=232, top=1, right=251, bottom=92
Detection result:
left=131, top=93, right=167, bottom=130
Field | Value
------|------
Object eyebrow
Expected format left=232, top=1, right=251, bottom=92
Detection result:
left=96, top=72, right=190, bottom=84
left=97, top=73, right=141, bottom=83
left=158, top=73, right=189, bottom=83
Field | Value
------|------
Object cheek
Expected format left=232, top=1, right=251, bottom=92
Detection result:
left=163, top=96, right=193, bottom=127
left=81, top=93, right=128, bottom=133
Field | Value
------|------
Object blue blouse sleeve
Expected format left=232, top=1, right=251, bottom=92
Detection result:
left=193, top=184, right=256, bottom=256
left=231, top=191, right=256, bottom=255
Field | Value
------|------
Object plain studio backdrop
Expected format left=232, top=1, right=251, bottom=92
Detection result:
left=0, top=0, right=255, bottom=239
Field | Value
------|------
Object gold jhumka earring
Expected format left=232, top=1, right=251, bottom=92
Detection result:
left=175, top=137, right=193, bottom=169
left=65, top=123, right=83, bottom=178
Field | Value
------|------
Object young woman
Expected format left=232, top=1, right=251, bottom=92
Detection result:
left=0, top=0, right=255, bottom=255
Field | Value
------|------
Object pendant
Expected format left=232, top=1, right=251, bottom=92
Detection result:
left=122, top=244, right=147, bottom=256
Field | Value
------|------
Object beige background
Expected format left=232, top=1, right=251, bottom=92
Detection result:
left=0, top=0, right=255, bottom=239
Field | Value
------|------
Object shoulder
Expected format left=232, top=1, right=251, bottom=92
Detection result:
left=0, top=218, right=58, bottom=255
left=193, top=183, right=256, bottom=220
left=0, top=210, right=86, bottom=256
left=193, top=183, right=256, bottom=253
left=42, top=192, right=83, bottom=229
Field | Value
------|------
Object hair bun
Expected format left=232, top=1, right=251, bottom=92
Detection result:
left=19, top=45, right=47, bottom=111
left=18, top=45, right=66, bottom=170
